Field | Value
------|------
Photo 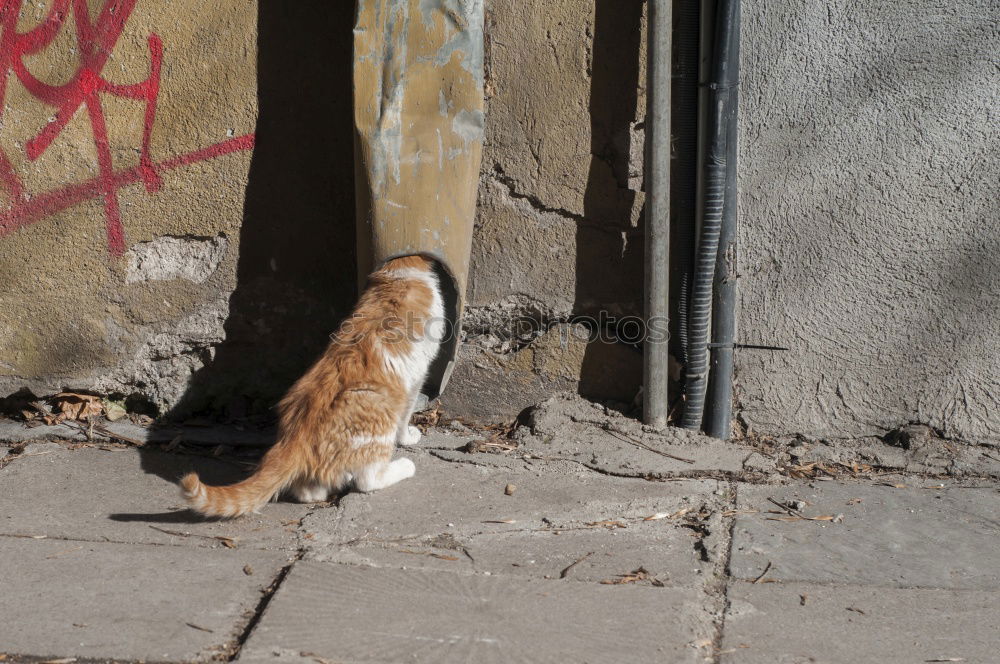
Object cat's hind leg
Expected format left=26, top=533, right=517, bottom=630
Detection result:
left=354, top=458, right=416, bottom=492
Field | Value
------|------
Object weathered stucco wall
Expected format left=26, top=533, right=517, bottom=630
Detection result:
left=0, top=1, right=255, bottom=409
left=736, top=0, right=1000, bottom=444
left=440, top=0, right=649, bottom=419
left=0, top=1, right=358, bottom=418
left=2, top=0, right=997, bottom=444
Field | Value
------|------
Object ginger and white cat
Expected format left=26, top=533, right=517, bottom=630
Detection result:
left=181, top=255, right=444, bottom=518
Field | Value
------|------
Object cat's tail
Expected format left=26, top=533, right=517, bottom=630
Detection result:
left=180, top=441, right=300, bottom=518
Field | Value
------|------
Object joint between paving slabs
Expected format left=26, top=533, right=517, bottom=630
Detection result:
left=707, top=481, right=738, bottom=664
left=224, top=548, right=306, bottom=661
left=427, top=446, right=787, bottom=485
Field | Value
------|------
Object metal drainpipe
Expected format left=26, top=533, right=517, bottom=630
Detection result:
left=681, top=0, right=740, bottom=431
left=705, top=0, right=741, bottom=439
left=643, top=0, right=672, bottom=428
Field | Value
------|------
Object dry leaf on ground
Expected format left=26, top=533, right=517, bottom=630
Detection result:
left=49, top=392, right=104, bottom=421
left=411, top=404, right=441, bottom=429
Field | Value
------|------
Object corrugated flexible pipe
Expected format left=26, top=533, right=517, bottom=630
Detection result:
left=681, top=0, right=740, bottom=430
left=673, top=0, right=701, bottom=378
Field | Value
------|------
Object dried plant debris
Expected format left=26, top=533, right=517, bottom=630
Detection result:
left=604, top=428, right=696, bottom=464
left=731, top=419, right=780, bottom=454
left=3, top=387, right=150, bottom=433
left=752, top=561, right=773, bottom=584
left=559, top=552, right=593, bottom=578
left=781, top=460, right=876, bottom=479
left=301, top=652, right=339, bottom=664
left=600, top=567, right=664, bottom=587
left=399, top=549, right=460, bottom=561
left=644, top=507, right=693, bottom=521
left=411, top=403, right=442, bottom=430
left=148, top=525, right=237, bottom=548
left=461, top=432, right=518, bottom=454
left=49, top=392, right=104, bottom=422
left=764, top=497, right=842, bottom=523
left=721, top=509, right=760, bottom=518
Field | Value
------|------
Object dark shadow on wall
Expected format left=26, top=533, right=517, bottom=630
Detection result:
left=577, top=0, right=645, bottom=406
left=165, top=2, right=358, bottom=424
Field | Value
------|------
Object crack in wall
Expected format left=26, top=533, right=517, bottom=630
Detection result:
left=487, top=165, right=642, bottom=238
left=487, top=166, right=587, bottom=223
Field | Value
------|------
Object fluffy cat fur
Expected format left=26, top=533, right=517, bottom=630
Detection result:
left=180, top=255, right=444, bottom=518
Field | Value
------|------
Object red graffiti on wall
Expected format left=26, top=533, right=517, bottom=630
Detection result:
left=0, top=0, right=255, bottom=255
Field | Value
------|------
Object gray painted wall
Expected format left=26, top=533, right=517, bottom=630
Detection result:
left=737, top=0, right=1000, bottom=443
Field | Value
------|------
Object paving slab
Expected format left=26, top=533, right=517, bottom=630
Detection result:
left=311, top=452, right=720, bottom=539
left=730, top=480, right=1000, bottom=589
left=0, top=535, right=290, bottom=662
left=721, top=581, right=1000, bottom=664
left=303, top=452, right=719, bottom=585
left=238, top=561, right=714, bottom=663
left=0, top=444, right=310, bottom=549
left=320, top=524, right=707, bottom=587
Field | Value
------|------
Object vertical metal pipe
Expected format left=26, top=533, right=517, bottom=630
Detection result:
left=705, top=0, right=741, bottom=439
left=681, top=0, right=739, bottom=431
left=643, top=0, right=672, bottom=428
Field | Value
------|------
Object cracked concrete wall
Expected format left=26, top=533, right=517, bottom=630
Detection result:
left=440, top=0, right=649, bottom=420
left=736, top=0, right=1000, bottom=444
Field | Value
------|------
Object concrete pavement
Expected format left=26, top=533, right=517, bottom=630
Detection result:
left=1, top=402, right=998, bottom=663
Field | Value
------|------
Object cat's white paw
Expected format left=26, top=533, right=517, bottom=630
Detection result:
left=355, top=458, right=416, bottom=492
left=292, top=483, right=330, bottom=503
left=398, top=425, right=422, bottom=446
left=393, top=457, right=416, bottom=479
